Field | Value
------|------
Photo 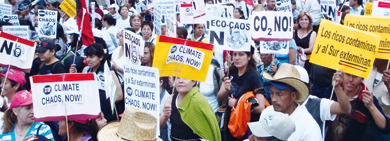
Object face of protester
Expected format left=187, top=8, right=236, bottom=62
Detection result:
left=299, top=15, right=310, bottom=29
left=58, top=120, right=67, bottom=136
left=233, top=9, right=242, bottom=19
left=267, top=0, right=276, bottom=10
left=86, top=55, right=103, bottom=69
left=120, top=7, right=129, bottom=17
left=161, top=25, right=167, bottom=36
left=38, top=49, right=55, bottom=63
left=0, top=78, right=18, bottom=98
left=13, top=105, right=34, bottom=124
left=142, top=25, right=152, bottom=40
left=168, top=76, right=175, bottom=87
left=96, top=113, right=107, bottom=129
left=175, top=77, right=196, bottom=94
left=342, top=73, right=364, bottom=93
left=132, top=17, right=142, bottom=30
left=141, top=47, right=152, bottom=64
left=194, top=25, right=205, bottom=38
left=233, top=51, right=251, bottom=70
left=46, top=4, right=54, bottom=10
left=109, top=8, right=116, bottom=14
left=118, top=31, right=124, bottom=46
left=270, top=85, right=297, bottom=114
left=260, top=53, right=273, bottom=66
left=34, top=16, right=38, bottom=27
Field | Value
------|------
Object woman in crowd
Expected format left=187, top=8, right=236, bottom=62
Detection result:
left=102, top=14, right=119, bottom=55
left=0, top=69, right=25, bottom=107
left=160, top=77, right=221, bottom=141
left=0, top=90, right=54, bottom=141
left=130, top=14, right=143, bottom=35
left=116, top=6, right=131, bottom=32
left=141, top=42, right=155, bottom=67
left=37, top=40, right=67, bottom=75
left=217, top=47, right=266, bottom=140
left=233, top=8, right=244, bottom=19
left=55, top=24, right=68, bottom=59
left=294, top=12, right=316, bottom=74
left=58, top=120, right=99, bottom=141
left=111, top=29, right=127, bottom=83
left=189, top=24, right=208, bottom=43
left=141, top=21, right=155, bottom=43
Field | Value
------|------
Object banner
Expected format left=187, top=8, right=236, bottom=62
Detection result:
left=124, top=64, right=160, bottom=136
left=37, top=10, right=58, bottom=39
left=310, top=20, right=379, bottom=78
left=251, top=11, right=293, bottom=41
left=153, top=36, right=213, bottom=82
left=124, top=30, right=145, bottom=65
left=371, top=1, right=390, bottom=17
left=276, top=0, right=292, bottom=12
left=344, top=15, right=390, bottom=59
left=0, top=4, right=11, bottom=19
left=30, top=73, right=101, bottom=122
left=0, top=32, right=36, bottom=73
left=166, top=15, right=177, bottom=38
left=59, top=0, right=77, bottom=18
left=206, top=4, right=233, bottom=19
left=365, top=2, right=373, bottom=16
left=259, top=41, right=289, bottom=54
left=320, top=0, right=337, bottom=21
left=2, top=26, right=29, bottom=39
left=208, top=18, right=251, bottom=51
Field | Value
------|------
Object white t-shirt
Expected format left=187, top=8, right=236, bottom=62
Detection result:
left=111, top=46, right=126, bottom=83
left=116, top=16, right=131, bottom=32
left=199, top=65, right=219, bottom=112
left=102, top=26, right=119, bottom=54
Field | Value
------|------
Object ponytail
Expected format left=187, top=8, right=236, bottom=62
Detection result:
left=2, top=109, right=17, bottom=133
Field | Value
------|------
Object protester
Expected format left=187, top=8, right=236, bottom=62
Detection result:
left=140, top=21, right=155, bottom=43
left=275, top=40, right=298, bottom=65
left=102, top=14, right=119, bottom=55
left=58, top=120, right=99, bottom=141
left=257, top=52, right=281, bottom=103
left=0, top=69, right=26, bottom=107
left=233, top=8, right=244, bottom=19
left=265, top=0, right=276, bottom=11
left=189, top=24, right=208, bottom=43
left=0, top=90, right=54, bottom=141
left=94, top=112, right=107, bottom=130
left=349, top=0, right=364, bottom=15
left=59, top=8, right=77, bottom=36
left=110, top=29, right=128, bottom=83
left=141, top=42, right=155, bottom=67
left=116, top=6, right=131, bottom=32
left=36, top=40, right=66, bottom=75
left=55, top=24, right=68, bottom=59
left=295, top=0, right=321, bottom=32
left=310, top=64, right=336, bottom=98
left=235, top=0, right=252, bottom=19
left=108, top=4, right=120, bottom=19
left=130, top=14, right=143, bottom=34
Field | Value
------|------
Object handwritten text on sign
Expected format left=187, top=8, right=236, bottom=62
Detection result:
left=124, top=30, right=144, bottom=65
left=251, top=11, right=293, bottom=41
left=166, top=45, right=205, bottom=70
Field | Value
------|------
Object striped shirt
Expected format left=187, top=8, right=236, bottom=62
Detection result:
left=0, top=122, right=54, bottom=141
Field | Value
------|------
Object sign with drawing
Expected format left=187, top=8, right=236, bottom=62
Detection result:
left=37, top=10, right=58, bottom=39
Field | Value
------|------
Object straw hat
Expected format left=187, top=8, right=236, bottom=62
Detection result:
left=263, top=63, right=309, bottom=102
left=98, top=107, right=157, bottom=141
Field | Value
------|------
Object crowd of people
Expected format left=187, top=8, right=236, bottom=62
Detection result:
left=0, top=0, right=388, bottom=140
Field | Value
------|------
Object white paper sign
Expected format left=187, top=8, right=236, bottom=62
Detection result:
left=276, top=0, right=292, bottom=12
left=251, top=11, right=293, bottom=41
left=3, top=15, right=20, bottom=25
left=167, top=15, right=177, bottom=38
left=192, top=0, right=206, bottom=24
left=155, top=0, right=176, bottom=25
left=3, top=26, right=29, bottom=39
left=104, top=62, right=116, bottom=112
left=166, top=44, right=205, bottom=70
left=0, top=4, right=11, bottom=19
left=372, top=1, right=390, bottom=17
left=124, top=64, right=160, bottom=136
left=37, top=10, right=58, bottom=39
left=208, top=18, right=251, bottom=51
left=206, top=5, right=233, bottom=19
left=153, top=7, right=162, bottom=35
left=124, top=30, right=145, bottom=65
left=180, top=4, right=195, bottom=24
left=259, top=41, right=289, bottom=54
left=320, top=0, right=337, bottom=21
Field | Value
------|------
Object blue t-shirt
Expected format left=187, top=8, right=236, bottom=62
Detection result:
left=0, top=122, right=54, bottom=141
left=275, top=39, right=298, bottom=65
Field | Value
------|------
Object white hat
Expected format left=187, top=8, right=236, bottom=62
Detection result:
left=92, top=28, right=103, bottom=38
left=109, top=4, right=119, bottom=11
left=247, top=107, right=296, bottom=140
left=294, top=65, right=309, bottom=83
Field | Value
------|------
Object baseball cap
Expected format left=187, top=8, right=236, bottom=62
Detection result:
left=247, top=107, right=296, bottom=140
left=0, top=68, right=26, bottom=86
left=265, top=81, right=297, bottom=91
left=36, top=40, right=56, bottom=52
left=18, top=3, right=28, bottom=10
left=10, top=90, right=33, bottom=110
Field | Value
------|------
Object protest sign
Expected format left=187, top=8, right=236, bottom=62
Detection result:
left=153, top=36, right=214, bottom=82
left=37, top=10, right=58, bottom=39
left=371, top=1, right=390, bottom=17
left=30, top=73, right=101, bottom=122
left=206, top=4, right=233, bottom=19
left=180, top=4, right=195, bottom=24
left=251, top=11, right=293, bottom=41
left=276, top=0, right=292, bottom=12
left=0, top=32, right=36, bottom=73
left=259, top=41, right=289, bottom=54
left=344, top=14, right=390, bottom=59
left=147, top=0, right=154, bottom=10
left=155, top=0, right=176, bottom=25
left=310, top=20, right=379, bottom=78
left=124, top=30, right=145, bottom=65
left=4, top=15, right=20, bottom=25
left=365, top=2, right=373, bottom=16
left=59, top=0, right=77, bottom=18
left=166, top=15, right=177, bottom=38
left=3, top=26, right=29, bottom=40
left=320, top=0, right=337, bottom=21
left=104, top=62, right=122, bottom=113
left=154, top=7, right=162, bottom=35
left=214, top=0, right=235, bottom=5
left=207, top=18, right=251, bottom=51
left=0, top=4, right=11, bottom=19
left=124, top=64, right=160, bottom=136
left=192, top=0, right=207, bottom=24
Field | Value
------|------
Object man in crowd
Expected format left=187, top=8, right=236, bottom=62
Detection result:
left=266, top=0, right=276, bottom=11
left=349, top=0, right=364, bottom=15
left=108, top=4, right=120, bottom=19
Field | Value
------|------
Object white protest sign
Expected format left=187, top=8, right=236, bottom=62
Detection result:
left=251, top=11, right=293, bottom=41
left=153, top=7, right=162, bottom=35
left=104, top=62, right=117, bottom=113
left=208, top=18, right=251, bottom=51
left=372, top=1, right=390, bottom=17
left=0, top=32, right=36, bottom=73
left=31, top=73, right=101, bottom=122
left=192, top=0, right=207, bottom=24
left=180, top=4, right=195, bottom=24
left=124, top=30, right=144, bottom=65
left=37, top=10, right=58, bottom=39
left=206, top=4, right=233, bottom=19
left=0, top=4, right=11, bottom=19
left=214, top=0, right=235, bottom=5
left=259, top=41, right=289, bottom=54
left=124, top=64, right=160, bottom=136
left=3, top=15, right=20, bottom=25
left=155, top=0, right=176, bottom=25
left=166, top=44, right=205, bottom=70
left=320, top=0, right=337, bottom=21
left=167, top=15, right=177, bottom=38
left=3, top=26, right=29, bottom=39
left=276, top=0, right=292, bottom=12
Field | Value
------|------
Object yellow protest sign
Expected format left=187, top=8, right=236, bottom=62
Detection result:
left=310, top=19, right=379, bottom=78
left=365, top=2, right=373, bottom=16
left=344, top=14, right=390, bottom=59
left=152, top=36, right=214, bottom=82
left=59, top=0, right=76, bottom=18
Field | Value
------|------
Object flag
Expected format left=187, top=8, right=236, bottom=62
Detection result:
left=244, top=0, right=254, bottom=6
left=76, top=0, right=95, bottom=46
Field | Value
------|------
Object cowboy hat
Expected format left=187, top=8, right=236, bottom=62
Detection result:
left=98, top=107, right=157, bottom=141
left=263, top=63, right=309, bottom=102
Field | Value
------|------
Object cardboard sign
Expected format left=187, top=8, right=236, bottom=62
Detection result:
left=30, top=73, right=101, bottom=122
left=124, top=64, right=160, bottom=136
left=206, top=5, right=233, bottom=19
left=276, top=0, right=292, bottom=12
left=2, top=26, right=29, bottom=40
left=153, top=36, right=213, bottom=82
left=208, top=18, right=251, bottom=51
left=365, top=2, right=373, bottom=16
left=251, top=11, right=293, bottom=41
left=0, top=4, right=11, bottom=19
left=344, top=15, right=390, bottom=59
left=372, top=1, right=390, bottom=17
left=153, top=7, right=162, bottom=35
left=59, top=0, right=76, bottom=18
left=310, top=20, right=379, bottom=78
left=214, top=0, right=235, bottom=5
left=166, top=15, right=177, bottom=38
left=3, top=15, right=20, bottom=25
left=37, top=10, right=58, bottom=39
left=0, top=32, right=36, bottom=73
left=259, top=41, right=289, bottom=54
left=320, top=0, right=337, bottom=21
left=124, top=30, right=145, bottom=65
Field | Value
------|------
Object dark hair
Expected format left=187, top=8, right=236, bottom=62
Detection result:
left=85, top=43, right=105, bottom=58
left=357, top=0, right=363, bottom=6
left=71, top=120, right=99, bottom=141
left=103, top=14, right=116, bottom=26
left=52, top=1, right=61, bottom=8
left=141, top=42, right=155, bottom=66
left=160, top=77, right=169, bottom=90
left=119, top=6, right=128, bottom=16
left=235, top=8, right=245, bottom=19
left=295, top=12, right=313, bottom=31
left=141, top=21, right=153, bottom=31
left=232, top=46, right=256, bottom=73
left=56, top=24, right=67, bottom=43
left=70, top=34, right=79, bottom=50
left=130, top=13, right=143, bottom=27
left=95, top=18, right=103, bottom=30
left=128, top=0, right=135, bottom=7
left=9, top=79, right=25, bottom=92
left=176, top=27, right=188, bottom=39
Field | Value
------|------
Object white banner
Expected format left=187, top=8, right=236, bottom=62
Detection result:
left=167, top=15, right=177, bottom=38
left=166, top=44, right=205, bottom=70
left=3, top=26, right=29, bottom=39
left=320, top=0, right=337, bottom=21
left=276, top=0, right=292, bottom=12
left=208, top=18, right=251, bottom=51
left=30, top=73, right=101, bottom=122
left=259, top=41, right=289, bottom=54
left=251, top=11, right=293, bottom=41
left=124, top=30, right=144, bottom=65
left=0, top=4, right=11, bottom=19
left=372, top=1, right=390, bottom=17
left=206, top=4, right=233, bottom=19
left=37, top=10, right=58, bottom=39
left=124, top=64, right=160, bottom=136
